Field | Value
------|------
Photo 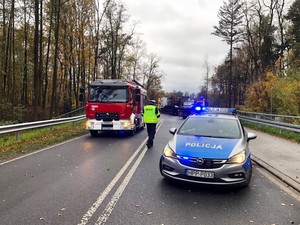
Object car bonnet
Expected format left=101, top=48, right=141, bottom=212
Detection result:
left=169, top=134, right=243, bottom=159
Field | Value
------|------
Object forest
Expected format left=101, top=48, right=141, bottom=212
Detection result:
left=0, top=0, right=299, bottom=123
left=209, top=0, right=300, bottom=116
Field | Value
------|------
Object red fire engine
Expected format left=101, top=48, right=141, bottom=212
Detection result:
left=85, top=79, right=147, bottom=136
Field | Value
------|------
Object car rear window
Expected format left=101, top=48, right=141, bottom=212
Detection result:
left=178, top=117, right=241, bottom=138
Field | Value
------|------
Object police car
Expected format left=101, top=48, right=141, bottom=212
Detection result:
left=159, top=107, right=257, bottom=187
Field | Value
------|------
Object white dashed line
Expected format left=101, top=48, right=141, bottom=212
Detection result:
left=95, top=122, right=163, bottom=224
left=77, top=138, right=148, bottom=225
left=95, top=145, right=148, bottom=224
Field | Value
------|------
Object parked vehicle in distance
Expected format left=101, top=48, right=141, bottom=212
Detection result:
left=179, top=97, right=208, bottom=119
left=180, top=100, right=195, bottom=119
left=159, top=107, right=257, bottom=187
left=159, top=96, right=189, bottom=116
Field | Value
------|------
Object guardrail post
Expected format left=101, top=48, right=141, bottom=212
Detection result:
left=275, top=117, right=281, bottom=122
left=16, top=131, right=20, bottom=141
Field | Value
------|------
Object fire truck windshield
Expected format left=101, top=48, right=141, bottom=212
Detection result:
left=88, top=86, right=128, bottom=103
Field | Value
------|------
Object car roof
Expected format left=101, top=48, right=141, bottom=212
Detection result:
left=187, top=107, right=238, bottom=120
left=189, top=113, right=238, bottom=120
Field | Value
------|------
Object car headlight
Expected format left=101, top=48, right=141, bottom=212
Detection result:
left=226, top=150, right=246, bottom=164
left=163, top=145, right=176, bottom=158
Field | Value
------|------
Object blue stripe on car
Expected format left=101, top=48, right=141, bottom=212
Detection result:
left=175, top=135, right=239, bottom=159
left=243, top=154, right=252, bottom=171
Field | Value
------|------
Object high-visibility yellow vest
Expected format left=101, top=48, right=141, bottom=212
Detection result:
left=143, top=105, right=160, bottom=123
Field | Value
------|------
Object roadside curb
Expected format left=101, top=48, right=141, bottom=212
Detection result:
left=252, top=155, right=300, bottom=193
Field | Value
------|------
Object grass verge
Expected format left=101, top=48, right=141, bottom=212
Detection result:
left=0, top=120, right=88, bottom=163
left=241, top=121, right=300, bottom=143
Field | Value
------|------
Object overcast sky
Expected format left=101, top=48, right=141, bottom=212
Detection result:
left=124, top=0, right=228, bottom=94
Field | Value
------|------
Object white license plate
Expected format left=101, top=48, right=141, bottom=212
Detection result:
left=186, top=169, right=214, bottom=179
left=102, top=127, right=113, bottom=130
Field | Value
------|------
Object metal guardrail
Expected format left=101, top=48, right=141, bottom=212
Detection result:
left=238, top=110, right=300, bottom=121
left=54, top=107, right=85, bottom=118
left=0, top=115, right=86, bottom=140
left=237, top=110, right=300, bottom=133
left=1, top=110, right=299, bottom=140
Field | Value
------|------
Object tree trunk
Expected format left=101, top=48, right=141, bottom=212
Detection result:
left=50, top=0, right=61, bottom=118
left=33, top=0, right=40, bottom=120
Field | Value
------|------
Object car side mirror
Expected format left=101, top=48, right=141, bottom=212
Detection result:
left=247, top=132, right=257, bottom=141
left=169, top=128, right=177, bottom=135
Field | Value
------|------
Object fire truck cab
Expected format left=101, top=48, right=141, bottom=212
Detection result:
left=85, top=79, right=147, bottom=136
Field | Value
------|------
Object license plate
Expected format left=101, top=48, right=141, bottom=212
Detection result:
left=186, top=169, right=214, bottom=179
left=102, top=126, right=113, bottom=130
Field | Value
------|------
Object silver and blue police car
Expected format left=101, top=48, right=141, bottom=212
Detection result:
left=159, top=107, right=257, bottom=187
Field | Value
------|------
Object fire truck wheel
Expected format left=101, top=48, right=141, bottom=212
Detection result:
left=90, top=130, right=98, bottom=137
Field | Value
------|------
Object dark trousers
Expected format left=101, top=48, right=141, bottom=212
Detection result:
left=146, top=123, right=157, bottom=146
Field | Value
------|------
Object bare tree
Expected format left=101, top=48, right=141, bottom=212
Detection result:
left=33, top=0, right=40, bottom=119
left=202, top=55, right=210, bottom=99
left=124, top=35, right=146, bottom=81
left=275, top=0, right=286, bottom=71
left=102, top=0, right=132, bottom=79
left=142, top=53, right=163, bottom=99
left=93, top=0, right=112, bottom=80
left=50, top=0, right=62, bottom=118
left=212, top=0, right=244, bottom=107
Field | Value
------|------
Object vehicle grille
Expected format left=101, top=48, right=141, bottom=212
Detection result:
left=178, top=157, right=226, bottom=169
left=96, top=112, right=119, bottom=121
left=177, top=174, right=224, bottom=183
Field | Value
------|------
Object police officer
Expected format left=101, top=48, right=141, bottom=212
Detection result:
left=143, top=100, right=160, bottom=148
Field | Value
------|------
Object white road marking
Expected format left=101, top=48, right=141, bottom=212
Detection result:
left=78, top=138, right=148, bottom=225
left=95, top=122, right=163, bottom=224
left=0, top=135, right=88, bottom=166
left=95, top=144, right=148, bottom=224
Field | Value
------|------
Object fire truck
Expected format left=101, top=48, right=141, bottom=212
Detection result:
left=85, top=79, right=147, bottom=136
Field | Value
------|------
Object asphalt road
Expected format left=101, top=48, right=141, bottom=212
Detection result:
left=0, top=114, right=299, bottom=225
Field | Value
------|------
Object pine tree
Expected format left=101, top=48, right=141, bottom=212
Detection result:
left=212, top=0, right=244, bottom=107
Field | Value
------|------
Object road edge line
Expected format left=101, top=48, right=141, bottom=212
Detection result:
left=252, top=154, right=300, bottom=193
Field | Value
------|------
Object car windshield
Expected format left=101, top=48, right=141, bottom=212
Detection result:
left=88, top=86, right=128, bottom=103
left=177, top=116, right=241, bottom=139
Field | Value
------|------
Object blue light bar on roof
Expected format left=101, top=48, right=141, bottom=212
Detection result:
left=205, top=107, right=237, bottom=114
